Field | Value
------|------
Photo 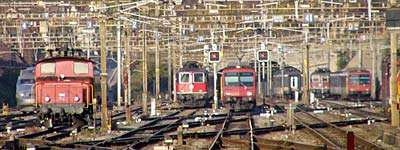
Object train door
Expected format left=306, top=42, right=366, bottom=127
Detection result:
left=290, top=76, right=299, bottom=90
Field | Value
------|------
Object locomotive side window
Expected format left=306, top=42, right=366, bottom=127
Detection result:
left=74, top=62, right=89, bottom=74
left=194, top=73, right=204, bottom=83
left=40, top=63, right=55, bottom=74
left=179, top=73, right=190, bottom=83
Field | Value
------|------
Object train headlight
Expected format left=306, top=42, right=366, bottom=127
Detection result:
left=45, top=96, right=51, bottom=102
left=366, top=89, right=369, bottom=91
left=350, top=89, right=354, bottom=91
left=247, top=92, right=253, bottom=96
left=74, top=96, right=80, bottom=102
left=226, top=93, right=231, bottom=96
left=20, top=93, right=25, bottom=97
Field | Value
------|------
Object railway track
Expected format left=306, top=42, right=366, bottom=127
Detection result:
left=322, top=100, right=386, bottom=120
left=295, top=107, right=383, bottom=150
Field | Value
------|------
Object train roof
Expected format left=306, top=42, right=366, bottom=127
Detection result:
left=274, top=66, right=301, bottom=73
left=36, top=56, right=93, bottom=64
left=219, top=65, right=253, bottom=72
left=177, top=67, right=207, bottom=73
left=18, top=67, right=35, bottom=79
left=312, top=68, right=331, bottom=73
left=331, top=69, right=370, bottom=76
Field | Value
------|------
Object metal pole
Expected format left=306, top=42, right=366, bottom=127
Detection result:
left=370, top=23, right=376, bottom=99
left=173, top=27, right=177, bottom=103
left=303, top=29, right=310, bottom=105
left=327, top=23, right=331, bottom=70
left=390, top=32, right=398, bottom=127
left=269, top=58, right=272, bottom=98
left=100, top=21, right=108, bottom=130
left=258, top=61, right=261, bottom=97
left=156, top=31, right=160, bottom=102
left=213, top=63, right=218, bottom=110
left=359, top=42, right=362, bottom=69
left=117, top=17, right=122, bottom=110
left=124, top=30, right=132, bottom=124
left=168, top=29, right=172, bottom=101
left=87, top=33, right=90, bottom=59
left=262, top=62, right=265, bottom=103
left=142, top=25, right=148, bottom=115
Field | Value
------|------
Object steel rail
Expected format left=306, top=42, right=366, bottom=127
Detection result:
left=208, top=111, right=231, bottom=150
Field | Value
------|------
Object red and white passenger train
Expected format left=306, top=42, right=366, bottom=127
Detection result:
left=310, top=68, right=331, bottom=98
left=330, top=69, right=371, bottom=99
left=176, top=62, right=213, bottom=106
left=220, top=66, right=256, bottom=110
left=35, top=56, right=95, bottom=122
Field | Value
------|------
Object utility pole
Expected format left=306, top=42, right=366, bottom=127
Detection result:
left=167, top=28, right=172, bottom=101
left=302, top=29, right=310, bottom=105
left=142, top=24, right=148, bottom=115
left=100, top=21, right=108, bottom=130
left=155, top=30, right=160, bottom=101
left=117, top=16, right=122, bottom=111
left=390, top=32, right=399, bottom=127
left=124, top=29, right=132, bottom=124
left=326, top=23, right=331, bottom=70
left=173, top=26, right=177, bottom=103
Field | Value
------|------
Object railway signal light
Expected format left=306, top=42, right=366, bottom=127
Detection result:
left=257, top=50, right=269, bottom=62
left=209, top=51, right=220, bottom=63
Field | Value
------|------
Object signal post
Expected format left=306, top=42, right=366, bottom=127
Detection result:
left=257, top=43, right=270, bottom=106
left=209, top=45, right=220, bottom=111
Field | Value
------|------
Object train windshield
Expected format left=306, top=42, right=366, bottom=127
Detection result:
left=179, top=73, right=190, bottom=83
left=240, top=72, right=254, bottom=86
left=18, top=79, right=34, bottom=84
left=224, top=72, right=254, bottom=87
left=349, top=74, right=370, bottom=84
left=194, top=73, right=204, bottom=83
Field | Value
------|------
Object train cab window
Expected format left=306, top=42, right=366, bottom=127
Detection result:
left=40, top=63, right=55, bottom=74
left=349, top=74, right=370, bottom=84
left=359, top=74, right=370, bottom=84
left=74, top=62, right=89, bottom=74
left=240, top=72, right=254, bottom=86
left=19, top=79, right=34, bottom=84
left=194, top=73, right=204, bottom=83
left=311, top=76, right=320, bottom=82
left=321, top=76, right=329, bottom=82
left=224, top=73, right=239, bottom=87
left=179, top=73, right=190, bottom=83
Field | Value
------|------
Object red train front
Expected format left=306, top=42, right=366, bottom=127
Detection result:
left=310, top=68, right=331, bottom=98
left=176, top=61, right=213, bottom=106
left=35, top=57, right=94, bottom=122
left=347, top=71, right=371, bottom=97
left=221, top=66, right=256, bottom=110
left=330, top=69, right=371, bottom=99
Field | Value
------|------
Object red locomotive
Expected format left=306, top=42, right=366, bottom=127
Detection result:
left=310, top=68, right=331, bottom=98
left=176, top=61, right=213, bottom=106
left=35, top=56, right=95, bottom=123
left=220, top=66, right=256, bottom=110
left=330, top=69, right=371, bottom=99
